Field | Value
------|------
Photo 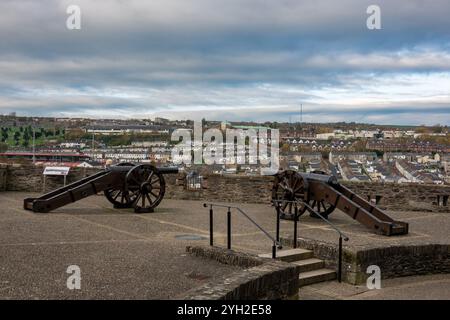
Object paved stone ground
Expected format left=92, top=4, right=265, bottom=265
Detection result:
left=0, top=192, right=448, bottom=299
left=299, top=274, right=450, bottom=300
left=0, top=193, right=244, bottom=299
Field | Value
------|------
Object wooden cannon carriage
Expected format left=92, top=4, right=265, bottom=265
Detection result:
left=24, top=163, right=178, bottom=213
left=272, top=170, right=409, bottom=236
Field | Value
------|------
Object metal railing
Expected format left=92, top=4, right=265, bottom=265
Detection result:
left=272, top=200, right=301, bottom=248
left=203, top=203, right=282, bottom=258
left=272, top=199, right=349, bottom=283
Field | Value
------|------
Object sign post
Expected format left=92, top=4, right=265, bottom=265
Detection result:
left=43, top=166, right=71, bottom=192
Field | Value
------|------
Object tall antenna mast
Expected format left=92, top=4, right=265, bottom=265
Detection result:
left=300, top=104, right=303, bottom=123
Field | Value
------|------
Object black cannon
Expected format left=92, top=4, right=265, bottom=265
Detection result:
left=24, top=163, right=178, bottom=213
left=272, top=170, right=409, bottom=236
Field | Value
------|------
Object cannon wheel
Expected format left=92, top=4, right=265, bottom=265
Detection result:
left=125, top=164, right=165, bottom=213
left=308, top=170, right=336, bottom=219
left=104, top=162, right=137, bottom=208
left=272, top=170, right=308, bottom=220
left=308, top=198, right=336, bottom=219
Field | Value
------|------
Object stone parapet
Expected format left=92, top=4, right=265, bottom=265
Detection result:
left=0, top=163, right=7, bottom=191
left=182, top=246, right=300, bottom=300
left=1, top=164, right=449, bottom=212
left=281, top=237, right=450, bottom=285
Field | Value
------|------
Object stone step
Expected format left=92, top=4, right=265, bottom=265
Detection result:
left=298, top=269, right=336, bottom=287
left=291, top=258, right=325, bottom=273
left=258, top=248, right=313, bottom=262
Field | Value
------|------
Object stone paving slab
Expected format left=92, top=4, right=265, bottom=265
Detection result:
left=298, top=274, right=450, bottom=300
left=0, top=193, right=242, bottom=299
left=0, top=192, right=448, bottom=299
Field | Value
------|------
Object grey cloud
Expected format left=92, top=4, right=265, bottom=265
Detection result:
left=0, top=0, right=449, bottom=124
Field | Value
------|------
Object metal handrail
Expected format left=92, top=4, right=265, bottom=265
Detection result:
left=272, top=199, right=349, bottom=282
left=203, top=202, right=281, bottom=258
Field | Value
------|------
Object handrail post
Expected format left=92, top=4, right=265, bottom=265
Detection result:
left=338, top=236, right=343, bottom=283
left=209, top=205, right=214, bottom=246
left=204, top=202, right=282, bottom=259
left=276, top=202, right=280, bottom=242
left=227, top=207, right=231, bottom=250
left=293, top=204, right=298, bottom=248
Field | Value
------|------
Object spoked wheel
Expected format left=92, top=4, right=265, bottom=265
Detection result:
left=125, top=165, right=165, bottom=213
left=272, top=170, right=308, bottom=220
left=104, top=163, right=137, bottom=208
left=307, top=198, right=336, bottom=219
left=306, top=170, right=336, bottom=219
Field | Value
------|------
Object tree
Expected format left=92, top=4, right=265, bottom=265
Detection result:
left=1, top=128, right=8, bottom=141
left=65, top=128, right=87, bottom=141
left=416, top=126, right=429, bottom=134
left=281, top=143, right=290, bottom=153
left=0, top=142, right=7, bottom=153
left=23, top=131, right=30, bottom=142
left=432, top=125, right=443, bottom=134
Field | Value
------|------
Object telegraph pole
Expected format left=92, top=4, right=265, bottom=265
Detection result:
left=32, top=126, right=36, bottom=164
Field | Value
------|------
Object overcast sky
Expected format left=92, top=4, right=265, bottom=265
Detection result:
left=0, top=0, right=449, bottom=124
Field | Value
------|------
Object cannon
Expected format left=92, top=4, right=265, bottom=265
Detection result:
left=24, top=163, right=178, bottom=213
left=272, top=170, right=409, bottom=236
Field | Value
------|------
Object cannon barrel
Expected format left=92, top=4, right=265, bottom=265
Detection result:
left=300, top=172, right=338, bottom=185
left=156, top=166, right=179, bottom=174
left=107, top=164, right=178, bottom=174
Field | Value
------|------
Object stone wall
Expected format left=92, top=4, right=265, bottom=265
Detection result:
left=343, top=181, right=450, bottom=213
left=1, top=164, right=449, bottom=213
left=281, top=237, right=450, bottom=285
left=165, top=174, right=450, bottom=213
left=352, top=244, right=450, bottom=283
left=0, top=164, right=6, bottom=191
left=165, top=174, right=274, bottom=204
left=183, top=246, right=300, bottom=300
left=3, top=164, right=98, bottom=193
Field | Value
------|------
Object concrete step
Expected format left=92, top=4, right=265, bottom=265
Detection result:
left=298, top=269, right=336, bottom=287
left=258, top=248, right=313, bottom=262
left=292, top=258, right=324, bottom=273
